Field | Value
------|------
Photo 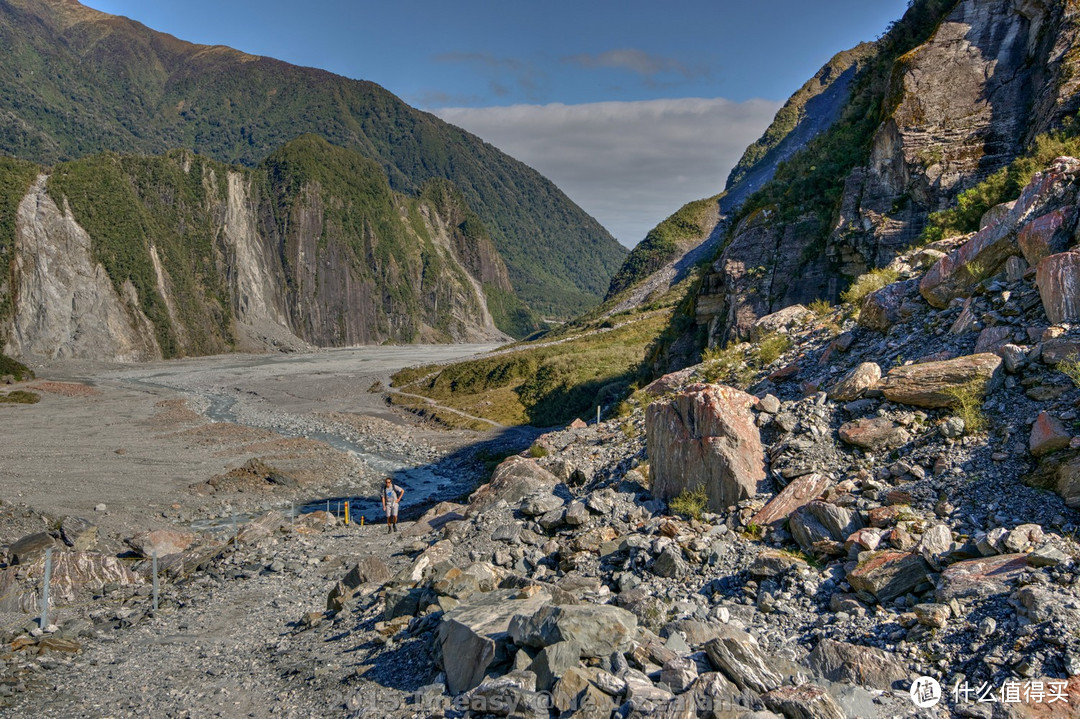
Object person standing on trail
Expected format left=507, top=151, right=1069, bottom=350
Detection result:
left=382, top=477, right=404, bottom=533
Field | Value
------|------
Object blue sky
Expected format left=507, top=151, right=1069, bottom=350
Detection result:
left=82, top=0, right=912, bottom=246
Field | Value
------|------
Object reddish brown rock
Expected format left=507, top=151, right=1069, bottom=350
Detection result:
left=1030, top=411, right=1071, bottom=457
left=858, top=280, right=918, bottom=332
left=847, top=551, right=931, bottom=603
left=827, top=362, right=881, bottom=402
left=1036, top=252, right=1080, bottom=324
left=838, top=418, right=910, bottom=451
left=879, top=353, right=1002, bottom=408
left=1018, top=208, right=1070, bottom=266
left=646, top=383, right=767, bottom=512
left=936, top=554, right=1028, bottom=601
left=568, top=418, right=588, bottom=429
left=750, top=473, right=831, bottom=529
left=869, top=506, right=907, bottom=528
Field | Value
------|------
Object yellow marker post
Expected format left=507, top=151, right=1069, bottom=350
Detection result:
left=344, top=500, right=350, bottom=526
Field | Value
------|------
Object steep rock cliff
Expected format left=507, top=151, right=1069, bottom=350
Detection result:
left=1, top=140, right=516, bottom=361
left=0, top=0, right=627, bottom=318
left=693, top=0, right=1080, bottom=348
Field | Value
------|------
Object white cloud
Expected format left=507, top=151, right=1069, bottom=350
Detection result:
left=432, top=98, right=781, bottom=247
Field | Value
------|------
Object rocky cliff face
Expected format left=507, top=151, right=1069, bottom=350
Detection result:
left=1, top=142, right=514, bottom=361
left=693, top=0, right=1080, bottom=350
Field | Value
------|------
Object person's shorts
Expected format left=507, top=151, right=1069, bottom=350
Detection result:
left=385, top=503, right=399, bottom=517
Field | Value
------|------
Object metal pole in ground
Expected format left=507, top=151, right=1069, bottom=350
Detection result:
left=326, top=500, right=330, bottom=515
left=40, top=547, right=52, bottom=630
left=597, top=405, right=600, bottom=425
left=232, top=513, right=238, bottom=539
left=152, top=551, right=159, bottom=613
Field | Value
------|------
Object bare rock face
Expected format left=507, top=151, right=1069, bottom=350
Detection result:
left=1036, top=252, right=1080, bottom=323
left=689, top=0, right=1080, bottom=348
left=645, top=383, right=767, bottom=512
left=5, top=176, right=161, bottom=361
left=879, top=353, right=1002, bottom=408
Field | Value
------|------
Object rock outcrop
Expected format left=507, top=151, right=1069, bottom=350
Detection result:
left=645, top=383, right=767, bottom=511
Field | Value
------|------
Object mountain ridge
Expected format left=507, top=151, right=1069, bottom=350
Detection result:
left=0, top=0, right=627, bottom=318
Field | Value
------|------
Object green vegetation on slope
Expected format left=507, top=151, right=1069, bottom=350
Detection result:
left=918, top=121, right=1080, bottom=244
left=728, top=0, right=959, bottom=241
left=0, top=0, right=626, bottom=318
left=726, top=44, right=876, bottom=190
left=606, top=195, right=720, bottom=299
left=46, top=151, right=236, bottom=357
left=0, top=155, right=40, bottom=333
left=390, top=276, right=698, bottom=428
left=391, top=310, right=670, bottom=428
left=0, top=352, right=33, bottom=381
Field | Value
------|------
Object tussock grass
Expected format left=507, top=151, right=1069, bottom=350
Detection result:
left=669, top=486, right=708, bottom=521
left=943, top=381, right=988, bottom=435
left=840, top=267, right=900, bottom=305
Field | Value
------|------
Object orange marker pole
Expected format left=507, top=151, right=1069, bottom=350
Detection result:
left=344, top=500, right=350, bottom=526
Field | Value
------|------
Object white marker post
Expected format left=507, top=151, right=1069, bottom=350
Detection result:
left=40, top=548, right=53, bottom=630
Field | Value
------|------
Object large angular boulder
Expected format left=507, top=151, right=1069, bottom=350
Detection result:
left=8, top=532, right=59, bottom=565
left=838, top=417, right=910, bottom=450
left=879, top=353, right=1002, bottom=408
left=509, top=604, right=638, bottom=658
left=936, top=554, right=1028, bottom=602
left=126, top=529, right=196, bottom=558
left=1030, top=411, right=1071, bottom=457
left=847, top=551, right=931, bottom=603
left=919, top=161, right=1078, bottom=308
left=763, top=683, right=845, bottom=719
left=436, top=588, right=552, bottom=694
left=919, top=221, right=1019, bottom=308
left=1025, top=451, right=1080, bottom=507
left=827, top=362, right=881, bottom=402
left=805, top=639, right=909, bottom=688
left=646, top=383, right=766, bottom=512
left=703, top=626, right=783, bottom=694
left=59, top=517, right=98, bottom=551
left=468, top=457, right=560, bottom=515
left=750, top=305, right=812, bottom=339
left=858, top=280, right=918, bottom=333
left=0, top=551, right=142, bottom=612
left=1018, top=208, right=1072, bottom=266
left=1036, top=252, right=1080, bottom=324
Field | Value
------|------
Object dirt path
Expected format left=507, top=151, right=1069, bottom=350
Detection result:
left=8, top=519, right=420, bottom=718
